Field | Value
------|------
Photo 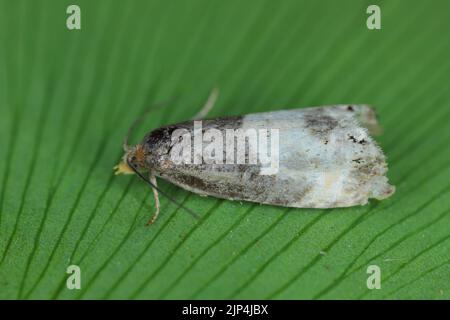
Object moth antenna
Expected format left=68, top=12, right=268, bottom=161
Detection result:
left=126, top=159, right=201, bottom=221
left=123, top=107, right=153, bottom=151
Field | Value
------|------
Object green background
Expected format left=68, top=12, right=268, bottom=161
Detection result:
left=1, top=0, right=449, bottom=299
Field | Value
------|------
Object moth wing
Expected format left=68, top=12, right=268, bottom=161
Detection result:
left=154, top=105, right=394, bottom=208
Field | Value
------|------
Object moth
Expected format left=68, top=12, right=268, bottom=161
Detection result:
left=115, top=89, right=395, bottom=225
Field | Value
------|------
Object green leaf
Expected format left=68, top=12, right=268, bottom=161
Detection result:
left=1, top=0, right=449, bottom=299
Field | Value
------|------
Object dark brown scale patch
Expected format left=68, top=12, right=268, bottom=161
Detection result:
left=167, top=172, right=254, bottom=200
left=144, top=115, right=243, bottom=146
left=144, top=126, right=176, bottom=147
left=303, top=114, right=339, bottom=137
left=348, top=135, right=367, bottom=145
left=142, top=115, right=244, bottom=169
left=354, top=156, right=385, bottom=176
left=294, top=184, right=313, bottom=204
left=201, top=115, right=244, bottom=130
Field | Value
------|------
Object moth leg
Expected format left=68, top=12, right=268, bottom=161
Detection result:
left=146, top=172, right=160, bottom=226
left=192, top=87, right=219, bottom=120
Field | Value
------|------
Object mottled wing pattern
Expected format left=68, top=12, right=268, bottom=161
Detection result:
left=144, top=105, right=394, bottom=208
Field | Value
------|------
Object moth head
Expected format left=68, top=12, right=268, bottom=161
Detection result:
left=114, top=144, right=148, bottom=175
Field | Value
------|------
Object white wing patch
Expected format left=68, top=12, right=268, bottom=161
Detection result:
left=241, top=105, right=394, bottom=208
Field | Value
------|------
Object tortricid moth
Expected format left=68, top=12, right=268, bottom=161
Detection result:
left=115, top=90, right=395, bottom=225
